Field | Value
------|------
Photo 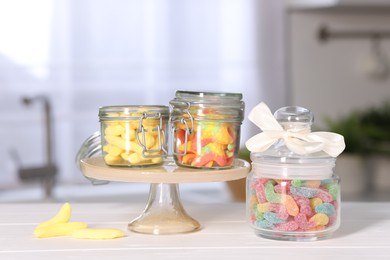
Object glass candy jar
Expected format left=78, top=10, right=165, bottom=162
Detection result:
left=99, top=105, right=169, bottom=167
left=246, top=104, right=345, bottom=241
left=169, top=90, right=245, bottom=169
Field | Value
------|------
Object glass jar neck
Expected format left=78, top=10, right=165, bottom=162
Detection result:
left=170, top=90, right=245, bottom=122
left=250, top=150, right=336, bottom=180
left=174, top=90, right=243, bottom=102
left=99, top=105, right=169, bottom=121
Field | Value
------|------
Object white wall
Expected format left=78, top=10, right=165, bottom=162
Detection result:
left=0, top=1, right=287, bottom=190
left=288, top=7, right=390, bottom=197
left=288, top=8, right=390, bottom=128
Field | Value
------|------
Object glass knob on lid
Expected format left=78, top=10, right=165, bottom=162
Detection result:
left=274, top=105, right=314, bottom=131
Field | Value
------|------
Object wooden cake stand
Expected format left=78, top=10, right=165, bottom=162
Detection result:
left=80, top=157, right=250, bottom=235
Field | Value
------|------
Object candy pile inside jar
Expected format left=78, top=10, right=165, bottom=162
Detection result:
left=170, top=91, right=244, bottom=169
left=99, top=106, right=169, bottom=167
left=174, top=109, right=238, bottom=168
left=248, top=175, right=339, bottom=235
left=245, top=102, right=345, bottom=241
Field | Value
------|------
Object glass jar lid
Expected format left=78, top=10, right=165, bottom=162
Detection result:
left=251, top=105, right=333, bottom=163
left=99, top=105, right=169, bottom=121
left=246, top=103, right=344, bottom=180
left=174, top=90, right=243, bottom=102
left=274, top=106, right=314, bottom=130
left=170, top=90, right=245, bottom=122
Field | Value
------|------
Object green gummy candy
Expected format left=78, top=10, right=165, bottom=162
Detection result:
left=292, top=179, right=304, bottom=187
left=255, top=210, right=264, bottom=220
left=326, top=183, right=339, bottom=200
left=264, top=181, right=281, bottom=203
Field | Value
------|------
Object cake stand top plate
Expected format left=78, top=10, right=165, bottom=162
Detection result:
left=80, top=157, right=250, bottom=184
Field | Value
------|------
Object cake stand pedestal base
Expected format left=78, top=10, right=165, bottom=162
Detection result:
left=128, top=183, right=200, bottom=234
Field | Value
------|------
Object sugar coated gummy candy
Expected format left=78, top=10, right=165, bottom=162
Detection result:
left=269, top=203, right=289, bottom=220
left=258, top=203, right=289, bottom=220
left=248, top=177, right=340, bottom=236
left=309, top=197, right=323, bottom=209
left=174, top=108, right=239, bottom=168
left=263, top=212, right=286, bottom=224
left=290, top=186, right=318, bottom=198
left=295, top=196, right=313, bottom=217
left=294, top=212, right=316, bottom=230
left=252, top=179, right=268, bottom=203
left=316, top=189, right=333, bottom=203
left=281, top=194, right=299, bottom=217
left=264, top=181, right=282, bottom=203
left=315, top=203, right=335, bottom=216
left=310, top=213, right=329, bottom=226
left=275, top=221, right=299, bottom=232
left=256, top=219, right=274, bottom=229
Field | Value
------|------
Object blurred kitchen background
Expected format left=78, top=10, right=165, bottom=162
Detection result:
left=0, top=0, right=389, bottom=203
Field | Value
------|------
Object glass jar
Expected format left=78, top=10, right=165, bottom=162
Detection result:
left=99, top=105, right=169, bottom=167
left=246, top=106, right=341, bottom=241
left=169, top=90, right=245, bottom=169
left=75, top=131, right=109, bottom=185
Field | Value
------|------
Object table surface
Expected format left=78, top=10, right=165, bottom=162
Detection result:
left=1, top=202, right=389, bottom=260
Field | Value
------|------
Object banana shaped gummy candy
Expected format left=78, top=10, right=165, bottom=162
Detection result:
left=35, top=202, right=71, bottom=230
left=34, top=203, right=125, bottom=240
left=35, top=222, right=88, bottom=238
left=72, top=228, right=125, bottom=240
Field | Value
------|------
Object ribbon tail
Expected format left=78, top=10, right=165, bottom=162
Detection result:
left=307, top=132, right=346, bottom=157
left=245, top=133, right=278, bottom=152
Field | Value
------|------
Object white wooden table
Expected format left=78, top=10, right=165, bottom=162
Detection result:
left=0, top=202, right=389, bottom=259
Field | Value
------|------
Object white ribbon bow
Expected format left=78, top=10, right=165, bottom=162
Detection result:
left=245, top=102, right=346, bottom=157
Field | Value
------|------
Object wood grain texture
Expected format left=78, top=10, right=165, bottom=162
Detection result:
left=0, top=202, right=389, bottom=259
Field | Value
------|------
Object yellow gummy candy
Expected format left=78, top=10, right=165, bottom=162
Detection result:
left=35, top=222, right=88, bottom=238
left=205, top=142, right=226, bottom=156
left=128, top=152, right=144, bottom=164
left=71, top=228, right=125, bottom=240
left=103, top=144, right=123, bottom=157
left=104, top=154, right=123, bottom=164
left=35, top=202, right=71, bottom=230
left=257, top=202, right=270, bottom=213
left=310, top=197, right=323, bottom=209
left=105, top=135, right=128, bottom=150
left=121, top=128, right=136, bottom=141
left=137, top=132, right=155, bottom=149
left=33, top=202, right=124, bottom=241
left=249, top=195, right=259, bottom=207
left=105, top=124, right=125, bottom=136
left=309, top=213, right=329, bottom=226
left=215, top=125, right=234, bottom=145
left=151, top=157, right=163, bottom=164
left=128, top=141, right=144, bottom=154
left=128, top=119, right=141, bottom=129
left=142, top=119, right=161, bottom=131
